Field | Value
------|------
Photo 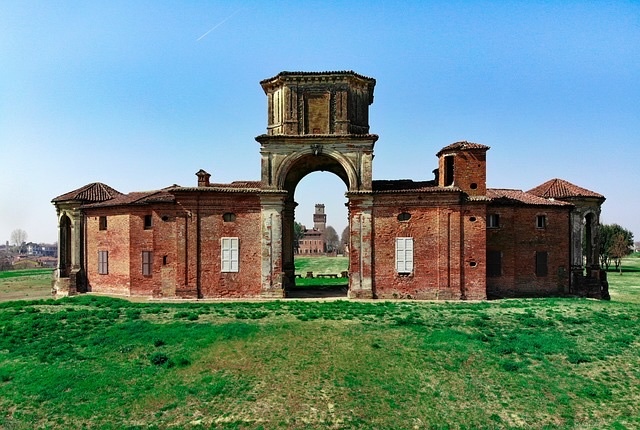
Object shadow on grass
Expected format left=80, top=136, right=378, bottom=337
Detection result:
left=287, top=284, right=348, bottom=298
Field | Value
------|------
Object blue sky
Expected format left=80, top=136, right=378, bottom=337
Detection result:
left=1, top=1, right=639, bottom=244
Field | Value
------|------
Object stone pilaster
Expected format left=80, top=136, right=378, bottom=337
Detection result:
left=347, top=194, right=374, bottom=299
left=260, top=193, right=287, bottom=298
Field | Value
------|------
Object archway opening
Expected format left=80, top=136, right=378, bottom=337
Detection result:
left=584, top=213, right=595, bottom=270
left=281, top=154, right=350, bottom=298
left=59, top=215, right=72, bottom=278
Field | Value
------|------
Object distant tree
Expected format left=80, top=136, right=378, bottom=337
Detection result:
left=10, top=229, right=28, bottom=254
left=324, top=226, right=340, bottom=253
left=293, top=222, right=305, bottom=253
left=599, top=224, right=633, bottom=271
left=341, top=226, right=350, bottom=252
left=610, top=234, right=630, bottom=274
left=0, top=250, right=11, bottom=271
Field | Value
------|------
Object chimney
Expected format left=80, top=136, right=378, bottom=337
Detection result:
left=196, top=169, right=211, bottom=187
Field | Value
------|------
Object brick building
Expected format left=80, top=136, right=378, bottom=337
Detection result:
left=297, top=204, right=327, bottom=255
left=52, top=71, right=607, bottom=300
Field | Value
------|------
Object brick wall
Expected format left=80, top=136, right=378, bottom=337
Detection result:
left=486, top=205, right=571, bottom=297
left=371, top=194, right=487, bottom=300
left=85, top=210, right=131, bottom=295
left=172, top=192, right=263, bottom=298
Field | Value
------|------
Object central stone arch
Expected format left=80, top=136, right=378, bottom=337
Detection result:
left=255, top=71, right=378, bottom=298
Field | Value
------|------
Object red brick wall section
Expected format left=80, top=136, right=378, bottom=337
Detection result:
left=126, top=205, right=177, bottom=297
left=486, top=205, right=570, bottom=297
left=173, top=193, right=263, bottom=298
left=462, top=203, right=488, bottom=299
left=85, top=209, right=131, bottom=296
left=438, top=150, right=487, bottom=197
left=453, top=150, right=487, bottom=197
left=371, top=194, right=487, bottom=300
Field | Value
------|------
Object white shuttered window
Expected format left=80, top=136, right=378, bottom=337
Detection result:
left=395, top=237, right=414, bottom=274
left=221, top=237, right=239, bottom=272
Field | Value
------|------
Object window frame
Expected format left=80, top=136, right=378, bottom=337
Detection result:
left=395, top=237, right=414, bottom=274
left=487, top=250, right=502, bottom=277
left=142, top=251, right=152, bottom=276
left=487, top=213, right=500, bottom=228
left=99, top=216, right=107, bottom=231
left=536, top=214, right=547, bottom=229
left=444, top=155, right=454, bottom=187
left=221, top=237, right=239, bottom=273
left=98, top=250, right=109, bottom=275
left=144, top=215, right=153, bottom=230
left=535, top=251, right=548, bottom=277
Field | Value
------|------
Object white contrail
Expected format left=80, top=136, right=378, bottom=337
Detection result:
left=196, top=8, right=244, bottom=41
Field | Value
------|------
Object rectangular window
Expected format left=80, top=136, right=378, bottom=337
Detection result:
left=487, top=250, right=502, bottom=277
left=488, top=213, right=500, bottom=228
left=142, top=251, right=152, bottom=276
left=536, top=251, right=548, bottom=277
left=99, top=216, right=107, bottom=231
left=221, top=237, right=239, bottom=272
left=395, top=237, right=414, bottom=274
left=144, top=215, right=153, bottom=230
left=536, top=215, right=546, bottom=229
left=98, top=251, right=108, bottom=275
left=444, top=156, right=454, bottom=187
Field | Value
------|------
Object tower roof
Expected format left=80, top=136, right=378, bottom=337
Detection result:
left=436, top=141, right=490, bottom=157
left=52, top=182, right=123, bottom=203
left=528, top=178, right=604, bottom=200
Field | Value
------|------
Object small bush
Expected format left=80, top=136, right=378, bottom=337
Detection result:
left=149, top=352, right=170, bottom=366
left=0, top=369, right=14, bottom=382
left=175, top=357, right=191, bottom=367
left=125, top=309, right=142, bottom=320
left=567, top=351, right=592, bottom=364
left=501, top=359, right=527, bottom=372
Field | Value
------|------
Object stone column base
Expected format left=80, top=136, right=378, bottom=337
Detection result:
left=348, top=289, right=373, bottom=299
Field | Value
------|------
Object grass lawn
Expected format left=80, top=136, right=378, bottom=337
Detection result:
left=294, top=256, right=348, bottom=287
left=0, top=259, right=639, bottom=428
left=607, top=254, right=640, bottom=304
left=0, top=268, right=53, bottom=302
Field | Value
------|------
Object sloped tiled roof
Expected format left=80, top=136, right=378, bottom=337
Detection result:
left=82, top=190, right=175, bottom=208
left=487, top=188, right=572, bottom=207
left=436, top=141, right=490, bottom=157
left=169, top=181, right=265, bottom=193
left=372, top=179, right=451, bottom=193
left=528, top=178, right=604, bottom=200
left=52, top=182, right=123, bottom=203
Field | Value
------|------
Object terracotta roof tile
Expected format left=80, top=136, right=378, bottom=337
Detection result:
left=82, top=190, right=175, bottom=208
left=168, top=181, right=264, bottom=193
left=436, top=141, right=490, bottom=157
left=52, top=182, right=123, bottom=203
left=528, top=178, right=604, bottom=200
left=487, top=188, right=572, bottom=206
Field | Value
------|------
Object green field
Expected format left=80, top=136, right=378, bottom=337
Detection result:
left=0, top=268, right=54, bottom=302
left=0, top=259, right=639, bottom=428
left=294, top=256, right=349, bottom=287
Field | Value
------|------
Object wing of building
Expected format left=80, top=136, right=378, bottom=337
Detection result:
left=52, top=71, right=608, bottom=300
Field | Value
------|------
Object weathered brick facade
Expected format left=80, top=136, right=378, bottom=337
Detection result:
left=52, top=71, right=607, bottom=300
